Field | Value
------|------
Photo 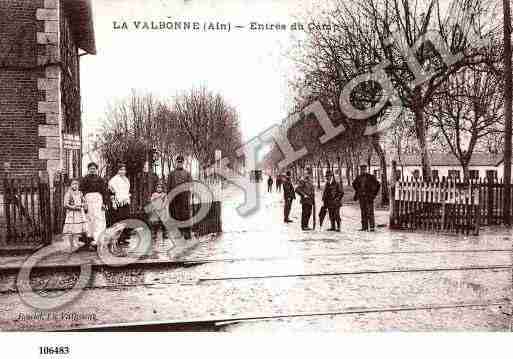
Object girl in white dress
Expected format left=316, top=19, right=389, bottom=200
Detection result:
left=62, top=179, right=88, bottom=244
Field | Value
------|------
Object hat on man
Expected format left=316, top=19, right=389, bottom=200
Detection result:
left=87, top=162, right=98, bottom=170
left=286, top=171, right=291, bottom=177
left=176, top=155, right=185, bottom=163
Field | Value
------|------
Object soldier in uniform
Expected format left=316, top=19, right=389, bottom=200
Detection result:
left=295, top=175, right=315, bottom=231
left=282, top=171, right=295, bottom=223
left=352, top=165, right=380, bottom=231
left=322, top=170, right=344, bottom=231
left=167, top=155, right=193, bottom=240
left=267, top=175, right=274, bottom=193
left=276, top=174, right=282, bottom=192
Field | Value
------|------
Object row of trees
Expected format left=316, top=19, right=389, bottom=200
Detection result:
left=266, top=0, right=505, bottom=205
left=94, top=87, right=243, bottom=180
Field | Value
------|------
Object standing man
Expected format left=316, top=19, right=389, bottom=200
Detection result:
left=167, top=155, right=193, bottom=240
left=322, top=170, right=344, bottom=232
left=276, top=174, right=282, bottom=192
left=389, top=160, right=398, bottom=228
left=282, top=171, right=295, bottom=223
left=267, top=175, right=274, bottom=193
left=352, top=165, right=380, bottom=232
left=80, top=162, right=108, bottom=249
left=296, top=176, right=315, bottom=231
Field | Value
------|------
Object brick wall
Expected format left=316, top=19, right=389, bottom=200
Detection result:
left=0, top=0, right=45, bottom=180
left=0, top=0, right=86, bottom=185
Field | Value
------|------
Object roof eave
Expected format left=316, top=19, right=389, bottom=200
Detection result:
left=65, top=0, right=97, bottom=55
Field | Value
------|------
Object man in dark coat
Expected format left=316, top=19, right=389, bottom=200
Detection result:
left=295, top=176, right=315, bottom=231
left=267, top=176, right=274, bottom=193
left=276, top=174, right=282, bottom=192
left=167, top=155, right=193, bottom=240
left=322, top=170, right=344, bottom=231
left=282, top=171, right=295, bottom=223
left=352, top=165, right=380, bottom=231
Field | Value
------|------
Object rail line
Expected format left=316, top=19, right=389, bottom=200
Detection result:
left=56, top=301, right=508, bottom=332
left=2, top=247, right=510, bottom=274
left=1, top=262, right=509, bottom=294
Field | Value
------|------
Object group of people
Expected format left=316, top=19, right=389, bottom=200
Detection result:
left=267, top=175, right=282, bottom=192
left=279, top=166, right=381, bottom=232
left=62, top=155, right=193, bottom=251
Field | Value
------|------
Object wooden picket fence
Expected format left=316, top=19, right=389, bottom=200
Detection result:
left=0, top=176, right=52, bottom=246
left=477, top=177, right=513, bottom=226
left=390, top=177, right=513, bottom=235
left=391, top=178, right=481, bottom=235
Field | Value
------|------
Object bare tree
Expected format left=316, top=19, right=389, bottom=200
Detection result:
left=292, top=0, right=498, bottom=180
left=427, top=63, right=503, bottom=179
left=172, top=86, right=243, bottom=173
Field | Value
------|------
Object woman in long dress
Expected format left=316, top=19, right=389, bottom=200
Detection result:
left=80, top=162, right=108, bottom=249
left=108, top=163, right=131, bottom=244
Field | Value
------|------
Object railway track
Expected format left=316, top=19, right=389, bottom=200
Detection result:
left=57, top=301, right=509, bottom=332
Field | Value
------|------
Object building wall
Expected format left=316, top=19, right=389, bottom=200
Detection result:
left=0, top=0, right=82, bottom=183
left=370, top=164, right=501, bottom=181
left=0, top=0, right=46, bottom=180
left=60, top=1, right=81, bottom=178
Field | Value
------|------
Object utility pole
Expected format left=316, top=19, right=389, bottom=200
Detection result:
left=504, top=0, right=512, bottom=226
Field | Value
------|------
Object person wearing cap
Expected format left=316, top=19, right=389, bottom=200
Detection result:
left=167, top=155, right=193, bottom=240
left=80, top=162, right=108, bottom=249
left=295, top=175, right=315, bottom=231
left=282, top=171, right=295, bottom=223
left=276, top=173, right=282, bottom=192
left=322, top=170, right=344, bottom=232
left=352, top=165, right=380, bottom=231
left=108, top=162, right=131, bottom=244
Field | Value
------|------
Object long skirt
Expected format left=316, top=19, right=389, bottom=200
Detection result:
left=111, top=204, right=130, bottom=225
left=85, top=192, right=106, bottom=244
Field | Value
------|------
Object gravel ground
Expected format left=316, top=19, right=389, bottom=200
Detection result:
left=0, top=182, right=512, bottom=331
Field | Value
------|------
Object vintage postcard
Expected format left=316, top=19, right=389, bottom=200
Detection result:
left=0, top=0, right=512, bottom=347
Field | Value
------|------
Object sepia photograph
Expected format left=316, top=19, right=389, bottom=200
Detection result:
left=0, top=0, right=513, bottom=349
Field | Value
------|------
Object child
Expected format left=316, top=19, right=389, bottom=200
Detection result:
left=63, top=178, right=89, bottom=249
left=149, top=182, right=168, bottom=242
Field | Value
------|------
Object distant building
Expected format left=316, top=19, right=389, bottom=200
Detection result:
left=0, top=0, right=96, bottom=184
left=368, top=153, right=504, bottom=181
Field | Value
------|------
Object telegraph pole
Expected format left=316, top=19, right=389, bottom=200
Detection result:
left=504, top=0, right=512, bottom=226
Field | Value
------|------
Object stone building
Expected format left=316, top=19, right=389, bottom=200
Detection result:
left=0, top=0, right=95, bottom=183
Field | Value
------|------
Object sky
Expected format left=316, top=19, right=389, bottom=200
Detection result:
left=81, top=0, right=314, bottom=143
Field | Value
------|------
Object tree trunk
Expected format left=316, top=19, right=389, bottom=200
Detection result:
left=317, top=161, right=321, bottom=189
left=503, top=0, right=512, bottom=226
left=366, top=144, right=372, bottom=172
left=371, top=135, right=389, bottom=206
left=413, top=103, right=432, bottom=180
left=346, top=161, right=352, bottom=186
left=337, top=156, right=343, bottom=184
left=462, top=162, right=470, bottom=182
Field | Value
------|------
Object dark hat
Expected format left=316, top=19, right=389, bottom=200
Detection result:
left=286, top=171, right=291, bottom=177
left=117, top=162, right=127, bottom=170
left=87, top=162, right=98, bottom=169
left=176, top=155, right=185, bottom=163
